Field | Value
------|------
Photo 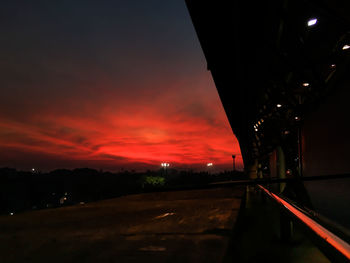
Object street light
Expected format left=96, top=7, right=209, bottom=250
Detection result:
left=307, top=18, right=318, bottom=27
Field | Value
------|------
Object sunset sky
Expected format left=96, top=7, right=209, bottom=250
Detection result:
left=0, top=0, right=242, bottom=171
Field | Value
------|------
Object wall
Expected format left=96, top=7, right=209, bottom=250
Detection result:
left=302, top=77, right=350, bottom=177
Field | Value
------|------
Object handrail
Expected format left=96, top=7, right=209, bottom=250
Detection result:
left=258, top=184, right=350, bottom=262
left=282, top=195, right=350, bottom=244
left=210, top=173, right=350, bottom=187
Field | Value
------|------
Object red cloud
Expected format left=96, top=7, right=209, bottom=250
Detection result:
left=0, top=71, right=242, bottom=171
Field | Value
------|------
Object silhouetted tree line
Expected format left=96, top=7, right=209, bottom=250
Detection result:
left=0, top=167, right=244, bottom=215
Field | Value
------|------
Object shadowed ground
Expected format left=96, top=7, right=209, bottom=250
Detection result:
left=0, top=187, right=244, bottom=263
left=226, top=186, right=330, bottom=263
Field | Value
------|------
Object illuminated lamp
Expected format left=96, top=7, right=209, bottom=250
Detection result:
left=307, top=18, right=317, bottom=27
left=207, top=163, right=213, bottom=167
left=302, top=82, right=310, bottom=87
left=276, top=104, right=282, bottom=108
left=254, top=128, right=258, bottom=132
left=331, top=64, right=336, bottom=69
left=342, top=44, right=350, bottom=50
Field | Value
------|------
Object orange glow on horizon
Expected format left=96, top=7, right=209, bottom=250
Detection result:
left=0, top=0, right=242, bottom=172
left=0, top=73, right=242, bottom=171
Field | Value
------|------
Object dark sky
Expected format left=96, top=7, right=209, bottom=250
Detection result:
left=0, top=0, right=241, bottom=171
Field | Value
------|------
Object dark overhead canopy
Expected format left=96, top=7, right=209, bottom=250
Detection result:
left=185, top=0, right=350, bottom=167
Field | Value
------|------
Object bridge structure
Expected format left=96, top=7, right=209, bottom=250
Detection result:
left=185, top=0, right=350, bottom=179
left=185, top=0, right=350, bottom=262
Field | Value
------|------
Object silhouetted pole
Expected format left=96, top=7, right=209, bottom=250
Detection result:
left=232, top=155, right=236, bottom=171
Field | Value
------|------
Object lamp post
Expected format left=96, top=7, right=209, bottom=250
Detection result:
left=161, top=163, right=170, bottom=175
left=232, top=155, right=236, bottom=171
left=207, top=163, right=213, bottom=174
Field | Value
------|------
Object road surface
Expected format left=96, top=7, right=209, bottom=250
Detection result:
left=0, top=187, right=244, bottom=263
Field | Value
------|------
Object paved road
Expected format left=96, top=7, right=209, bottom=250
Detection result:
left=0, top=187, right=244, bottom=263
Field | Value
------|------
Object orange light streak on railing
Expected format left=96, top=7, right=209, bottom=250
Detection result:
left=258, top=185, right=350, bottom=260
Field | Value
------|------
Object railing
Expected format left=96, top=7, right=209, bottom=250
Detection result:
left=258, top=184, right=350, bottom=263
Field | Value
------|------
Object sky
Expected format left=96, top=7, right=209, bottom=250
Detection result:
left=0, top=0, right=242, bottom=172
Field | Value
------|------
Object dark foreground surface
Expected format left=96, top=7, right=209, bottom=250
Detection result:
left=227, top=186, right=330, bottom=263
left=0, top=187, right=244, bottom=263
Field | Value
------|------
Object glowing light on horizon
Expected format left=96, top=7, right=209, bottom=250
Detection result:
left=207, top=163, right=213, bottom=167
left=342, top=44, right=350, bottom=50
